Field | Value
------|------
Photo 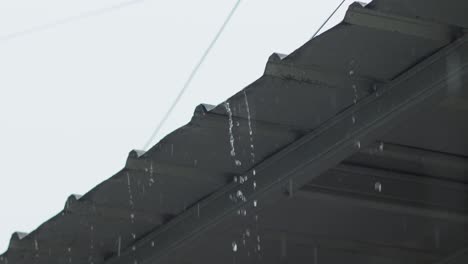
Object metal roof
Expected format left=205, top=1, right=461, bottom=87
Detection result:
left=2, top=0, right=468, bottom=263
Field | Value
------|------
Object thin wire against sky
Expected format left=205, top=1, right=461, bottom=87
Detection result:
left=0, top=0, right=146, bottom=43
left=142, top=0, right=243, bottom=150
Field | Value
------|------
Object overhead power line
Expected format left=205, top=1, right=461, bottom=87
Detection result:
left=311, top=0, right=347, bottom=39
left=142, top=0, right=243, bottom=150
left=0, top=0, right=145, bottom=43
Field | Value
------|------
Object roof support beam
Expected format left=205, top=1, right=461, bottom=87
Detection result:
left=311, top=164, right=468, bottom=219
left=344, top=4, right=459, bottom=42
left=105, top=34, right=468, bottom=264
left=347, top=142, right=468, bottom=182
left=262, top=229, right=441, bottom=263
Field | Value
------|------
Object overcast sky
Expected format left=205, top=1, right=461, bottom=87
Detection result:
left=0, top=0, right=370, bottom=253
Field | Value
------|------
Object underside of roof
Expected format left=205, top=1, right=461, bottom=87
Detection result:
left=2, top=0, right=468, bottom=263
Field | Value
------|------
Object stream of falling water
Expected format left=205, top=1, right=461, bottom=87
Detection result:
left=229, top=92, right=263, bottom=260
left=243, top=91, right=255, bottom=164
left=224, top=102, right=241, bottom=166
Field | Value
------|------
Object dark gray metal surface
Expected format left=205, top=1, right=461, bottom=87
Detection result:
left=2, top=1, right=468, bottom=264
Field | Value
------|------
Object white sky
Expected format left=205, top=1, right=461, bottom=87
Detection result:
left=0, top=0, right=369, bottom=253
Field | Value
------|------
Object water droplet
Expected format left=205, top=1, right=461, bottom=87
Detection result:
left=252, top=169, right=256, bottom=176
left=132, top=246, right=136, bottom=251
left=234, top=176, right=238, bottom=183
left=253, top=181, right=257, bottom=190
left=241, top=209, right=247, bottom=216
left=236, top=190, right=243, bottom=199
left=130, top=213, right=135, bottom=220
left=355, top=141, right=361, bottom=149
left=349, top=70, right=355, bottom=76
left=151, top=241, right=155, bottom=247
left=235, top=160, right=242, bottom=166
left=246, top=229, right=251, bottom=237
left=257, top=235, right=261, bottom=242
left=132, top=233, right=136, bottom=239
left=352, top=116, right=356, bottom=124
left=379, top=142, right=384, bottom=152
left=253, top=200, right=258, bottom=207
left=232, top=241, right=238, bottom=252
left=375, top=182, right=382, bottom=192
left=257, top=244, right=261, bottom=251
left=67, top=247, right=71, bottom=253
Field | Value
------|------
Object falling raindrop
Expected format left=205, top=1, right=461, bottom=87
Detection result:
left=234, top=176, right=238, bottom=183
left=132, top=246, right=136, bottom=252
left=236, top=190, right=243, bottom=199
left=241, top=208, right=247, bottom=216
left=375, top=182, right=382, bottom=193
left=127, top=172, right=134, bottom=207
left=149, top=161, right=155, bottom=186
left=252, top=169, right=256, bottom=176
left=232, top=241, right=238, bottom=252
left=355, top=141, right=361, bottom=149
left=379, top=142, right=385, bottom=152
left=253, top=200, right=258, bottom=207
left=253, top=181, right=257, bottom=190
left=117, top=237, right=121, bottom=257
left=244, top=90, right=256, bottom=164
left=352, top=116, right=356, bottom=124
left=151, top=241, right=155, bottom=247
left=349, top=70, right=355, bottom=76
left=235, top=160, right=242, bottom=166
left=246, top=229, right=251, bottom=237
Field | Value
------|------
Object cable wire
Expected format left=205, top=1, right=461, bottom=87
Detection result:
left=142, top=0, right=243, bottom=150
left=0, top=0, right=145, bottom=43
left=311, top=0, right=347, bottom=39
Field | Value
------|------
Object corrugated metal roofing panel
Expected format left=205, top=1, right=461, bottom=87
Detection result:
left=2, top=0, right=468, bottom=263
